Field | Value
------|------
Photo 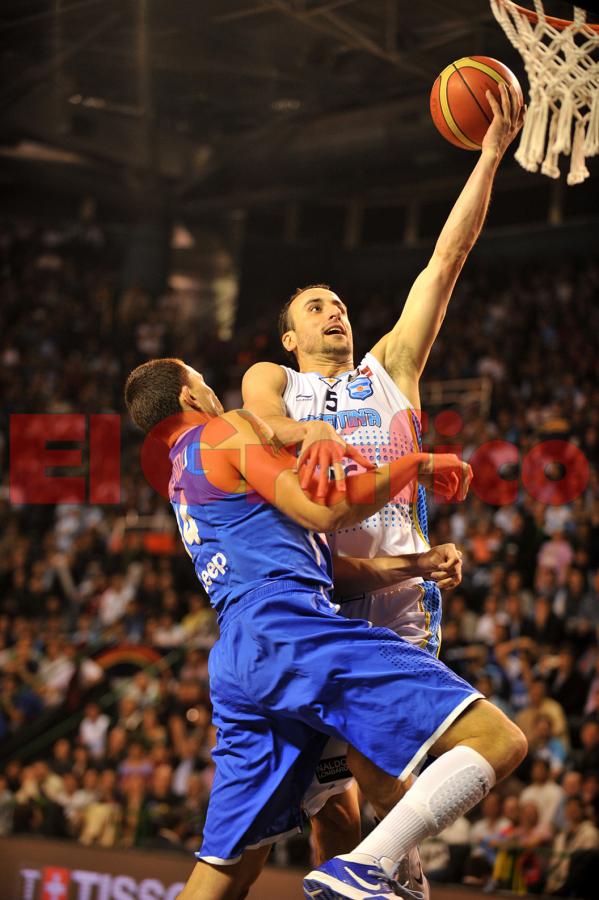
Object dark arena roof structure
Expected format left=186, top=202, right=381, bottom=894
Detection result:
left=2, top=0, right=598, bottom=221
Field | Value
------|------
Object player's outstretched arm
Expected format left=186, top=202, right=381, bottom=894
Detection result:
left=333, top=542, right=463, bottom=598
left=369, top=82, right=525, bottom=406
left=205, top=410, right=472, bottom=532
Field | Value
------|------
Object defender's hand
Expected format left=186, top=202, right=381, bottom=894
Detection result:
left=482, top=81, right=525, bottom=158
left=419, top=453, right=473, bottom=501
left=417, top=543, right=463, bottom=590
left=298, top=420, right=374, bottom=498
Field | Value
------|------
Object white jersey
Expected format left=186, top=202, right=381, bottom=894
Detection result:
left=283, top=351, right=429, bottom=566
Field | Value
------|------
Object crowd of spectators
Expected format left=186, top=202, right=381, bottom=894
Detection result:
left=0, top=214, right=598, bottom=896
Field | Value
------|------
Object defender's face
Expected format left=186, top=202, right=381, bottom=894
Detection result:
left=284, top=288, right=353, bottom=359
left=184, top=366, right=224, bottom=417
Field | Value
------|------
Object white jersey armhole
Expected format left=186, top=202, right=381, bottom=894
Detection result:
left=280, top=364, right=294, bottom=409
left=362, top=351, right=415, bottom=415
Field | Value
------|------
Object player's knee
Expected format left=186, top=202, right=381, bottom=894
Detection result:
left=481, top=708, right=527, bottom=780
left=433, top=699, right=527, bottom=782
left=474, top=710, right=528, bottom=782
left=501, top=720, right=528, bottom=774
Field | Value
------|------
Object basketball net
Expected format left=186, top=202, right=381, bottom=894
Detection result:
left=490, top=1, right=599, bottom=184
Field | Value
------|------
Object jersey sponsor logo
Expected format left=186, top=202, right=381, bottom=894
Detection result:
left=300, top=409, right=381, bottom=430
left=315, top=755, right=351, bottom=784
left=295, top=394, right=314, bottom=401
left=346, top=372, right=373, bottom=400
left=200, top=551, right=228, bottom=591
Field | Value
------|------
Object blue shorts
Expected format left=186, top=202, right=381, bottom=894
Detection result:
left=304, top=579, right=443, bottom=816
left=198, top=580, right=481, bottom=865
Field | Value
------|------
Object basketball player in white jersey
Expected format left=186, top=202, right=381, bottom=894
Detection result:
left=242, top=83, right=524, bottom=886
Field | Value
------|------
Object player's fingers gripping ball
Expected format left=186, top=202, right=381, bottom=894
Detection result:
left=430, top=56, right=523, bottom=150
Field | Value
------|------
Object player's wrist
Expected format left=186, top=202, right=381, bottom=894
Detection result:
left=400, top=551, right=431, bottom=580
left=413, top=550, right=433, bottom=577
left=389, top=554, right=419, bottom=579
left=480, top=145, right=502, bottom=164
left=416, top=452, right=434, bottom=475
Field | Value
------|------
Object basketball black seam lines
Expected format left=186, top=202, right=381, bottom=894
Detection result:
left=452, top=62, right=492, bottom=135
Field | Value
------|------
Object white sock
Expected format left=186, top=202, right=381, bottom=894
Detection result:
left=349, top=746, right=495, bottom=865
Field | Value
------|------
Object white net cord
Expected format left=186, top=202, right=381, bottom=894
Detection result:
left=490, top=1, right=599, bottom=184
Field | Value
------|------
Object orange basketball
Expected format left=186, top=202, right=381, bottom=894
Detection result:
left=430, top=56, right=523, bottom=150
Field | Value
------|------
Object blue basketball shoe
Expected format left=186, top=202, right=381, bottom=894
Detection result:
left=303, top=853, right=425, bottom=899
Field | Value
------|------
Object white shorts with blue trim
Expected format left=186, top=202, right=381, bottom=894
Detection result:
left=198, top=580, right=479, bottom=864
left=338, top=579, right=442, bottom=656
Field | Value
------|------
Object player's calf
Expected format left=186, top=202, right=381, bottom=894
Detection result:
left=345, top=751, right=411, bottom=820
left=177, top=848, right=269, bottom=900
left=311, top=785, right=362, bottom=865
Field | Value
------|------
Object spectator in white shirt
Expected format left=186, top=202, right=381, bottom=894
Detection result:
left=464, top=792, right=512, bottom=884
left=553, top=770, right=583, bottom=831
left=474, top=594, right=509, bottom=646
left=546, top=796, right=599, bottom=895
left=98, top=573, right=136, bottom=627
left=470, top=792, right=511, bottom=846
left=520, top=758, right=565, bottom=829
left=79, top=702, right=110, bottom=760
left=38, top=638, right=75, bottom=706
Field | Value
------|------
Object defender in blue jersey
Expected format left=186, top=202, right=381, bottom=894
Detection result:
left=125, top=356, right=526, bottom=900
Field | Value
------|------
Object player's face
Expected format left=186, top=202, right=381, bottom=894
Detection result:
left=183, top=366, right=224, bottom=417
left=284, top=288, right=353, bottom=360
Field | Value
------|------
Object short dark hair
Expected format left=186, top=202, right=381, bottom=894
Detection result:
left=124, top=358, right=189, bottom=433
left=277, top=283, right=332, bottom=340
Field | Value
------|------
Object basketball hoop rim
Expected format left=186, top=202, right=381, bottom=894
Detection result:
left=495, top=0, right=599, bottom=33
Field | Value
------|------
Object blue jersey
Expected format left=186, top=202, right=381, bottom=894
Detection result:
left=168, top=424, right=333, bottom=621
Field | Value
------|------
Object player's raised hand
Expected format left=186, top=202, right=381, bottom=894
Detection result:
left=298, top=420, right=374, bottom=498
left=417, top=543, right=463, bottom=590
left=419, top=453, right=473, bottom=502
left=482, top=81, right=525, bottom=158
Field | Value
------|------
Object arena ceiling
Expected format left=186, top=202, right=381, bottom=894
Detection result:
left=0, top=0, right=596, bottom=216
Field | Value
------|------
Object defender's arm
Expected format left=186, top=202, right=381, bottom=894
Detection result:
left=203, top=411, right=470, bottom=534
left=333, top=542, right=463, bottom=598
